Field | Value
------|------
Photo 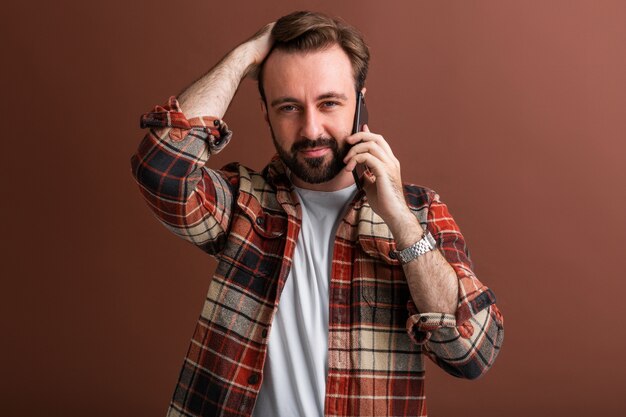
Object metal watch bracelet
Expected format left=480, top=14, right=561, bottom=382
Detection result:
left=394, top=230, right=437, bottom=264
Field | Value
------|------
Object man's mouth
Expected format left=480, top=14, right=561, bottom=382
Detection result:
left=299, top=147, right=330, bottom=158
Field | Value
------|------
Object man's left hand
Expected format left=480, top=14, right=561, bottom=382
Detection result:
left=343, top=125, right=419, bottom=236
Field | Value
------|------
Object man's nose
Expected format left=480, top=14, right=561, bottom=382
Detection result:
left=299, top=108, right=324, bottom=140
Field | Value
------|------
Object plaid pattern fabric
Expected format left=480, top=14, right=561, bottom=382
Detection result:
left=131, top=97, right=504, bottom=417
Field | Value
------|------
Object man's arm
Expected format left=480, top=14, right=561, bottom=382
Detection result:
left=130, top=24, right=274, bottom=254
left=404, top=191, right=503, bottom=379
left=178, top=23, right=274, bottom=119
left=343, top=126, right=504, bottom=378
left=344, top=125, right=458, bottom=313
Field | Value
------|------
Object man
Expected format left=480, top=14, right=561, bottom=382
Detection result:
left=131, top=11, right=503, bottom=417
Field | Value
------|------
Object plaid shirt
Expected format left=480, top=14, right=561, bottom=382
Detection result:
left=131, top=97, right=504, bottom=417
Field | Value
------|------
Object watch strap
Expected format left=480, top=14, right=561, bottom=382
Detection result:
left=394, top=230, right=437, bottom=264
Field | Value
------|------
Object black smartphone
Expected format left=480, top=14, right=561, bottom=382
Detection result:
left=351, top=91, right=369, bottom=189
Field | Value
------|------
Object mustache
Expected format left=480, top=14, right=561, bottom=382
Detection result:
left=292, top=137, right=338, bottom=152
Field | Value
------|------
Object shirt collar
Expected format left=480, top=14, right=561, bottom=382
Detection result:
left=264, top=156, right=400, bottom=264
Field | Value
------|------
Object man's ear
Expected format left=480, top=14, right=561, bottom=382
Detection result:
left=260, top=100, right=269, bottom=124
left=360, top=87, right=367, bottom=97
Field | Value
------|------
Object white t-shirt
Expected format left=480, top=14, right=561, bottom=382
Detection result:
left=252, top=184, right=357, bottom=417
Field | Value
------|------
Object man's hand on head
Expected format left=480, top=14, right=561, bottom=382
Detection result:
left=177, top=22, right=274, bottom=119
left=244, top=22, right=275, bottom=80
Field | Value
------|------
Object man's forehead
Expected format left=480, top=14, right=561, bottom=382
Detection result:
left=263, top=45, right=355, bottom=100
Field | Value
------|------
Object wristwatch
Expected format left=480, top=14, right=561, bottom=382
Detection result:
left=394, top=230, right=437, bottom=264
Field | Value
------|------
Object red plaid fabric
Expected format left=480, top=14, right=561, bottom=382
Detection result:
left=131, top=97, right=504, bottom=417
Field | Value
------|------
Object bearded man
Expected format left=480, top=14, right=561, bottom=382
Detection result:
left=131, top=10, right=504, bottom=417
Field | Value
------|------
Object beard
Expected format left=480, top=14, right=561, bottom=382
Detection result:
left=270, top=126, right=349, bottom=184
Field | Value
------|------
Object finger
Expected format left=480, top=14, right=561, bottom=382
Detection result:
left=348, top=129, right=396, bottom=162
left=344, top=156, right=365, bottom=173
left=343, top=140, right=393, bottom=167
left=363, top=125, right=395, bottom=159
left=252, top=22, right=275, bottom=40
left=343, top=154, right=360, bottom=172
left=345, top=152, right=387, bottom=178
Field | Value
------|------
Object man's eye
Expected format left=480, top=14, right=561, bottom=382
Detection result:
left=279, top=105, right=298, bottom=112
left=322, top=101, right=339, bottom=108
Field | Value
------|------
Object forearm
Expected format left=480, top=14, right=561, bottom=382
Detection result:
left=389, top=211, right=459, bottom=314
left=178, top=43, right=256, bottom=119
left=178, top=22, right=274, bottom=119
left=397, top=209, right=504, bottom=379
left=389, top=190, right=504, bottom=378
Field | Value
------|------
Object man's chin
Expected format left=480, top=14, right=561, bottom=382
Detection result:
left=299, top=155, right=327, bottom=169
left=289, top=160, right=341, bottom=184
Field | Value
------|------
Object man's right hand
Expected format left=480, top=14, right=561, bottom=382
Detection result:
left=244, top=22, right=275, bottom=80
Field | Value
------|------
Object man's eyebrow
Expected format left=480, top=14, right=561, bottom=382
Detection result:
left=317, top=92, right=349, bottom=101
left=270, top=92, right=349, bottom=107
left=270, top=97, right=299, bottom=107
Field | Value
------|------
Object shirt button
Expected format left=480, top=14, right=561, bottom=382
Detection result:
left=420, top=316, right=428, bottom=322
left=248, top=373, right=260, bottom=385
left=261, top=329, right=268, bottom=338
left=388, top=250, right=397, bottom=259
left=256, top=217, right=265, bottom=227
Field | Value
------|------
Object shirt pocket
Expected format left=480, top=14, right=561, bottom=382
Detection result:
left=360, top=280, right=411, bottom=311
left=356, top=255, right=409, bottom=309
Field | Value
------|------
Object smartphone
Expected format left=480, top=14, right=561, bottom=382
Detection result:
left=351, top=91, right=369, bottom=189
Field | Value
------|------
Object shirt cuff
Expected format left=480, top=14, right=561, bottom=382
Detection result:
left=406, top=312, right=457, bottom=345
left=139, top=96, right=232, bottom=154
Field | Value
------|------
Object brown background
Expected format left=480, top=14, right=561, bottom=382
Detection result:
left=2, top=0, right=625, bottom=416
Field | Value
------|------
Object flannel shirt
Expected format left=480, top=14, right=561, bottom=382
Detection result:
left=131, top=97, right=504, bottom=417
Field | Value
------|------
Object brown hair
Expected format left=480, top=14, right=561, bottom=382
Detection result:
left=257, top=11, right=370, bottom=102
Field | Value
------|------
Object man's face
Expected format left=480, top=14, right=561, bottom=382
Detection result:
left=261, top=44, right=358, bottom=189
